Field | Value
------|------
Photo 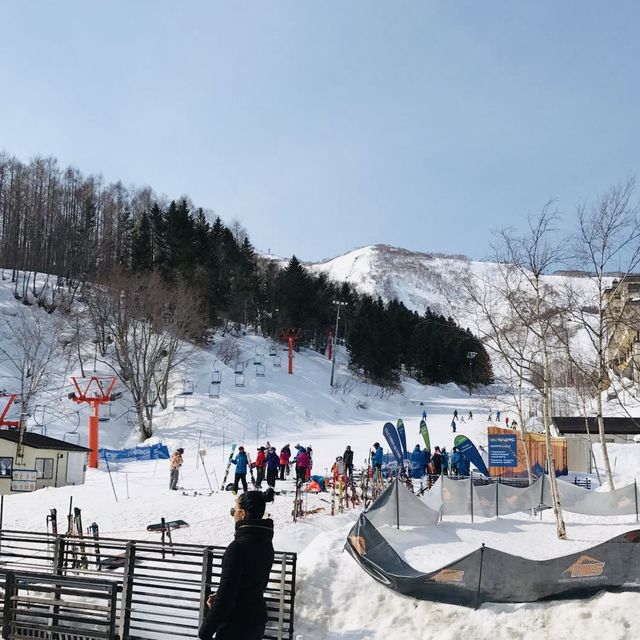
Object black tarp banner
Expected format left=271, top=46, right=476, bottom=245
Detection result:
left=345, top=514, right=640, bottom=608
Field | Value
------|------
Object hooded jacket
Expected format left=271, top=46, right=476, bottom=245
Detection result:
left=198, top=518, right=275, bottom=639
left=231, top=451, right=248, bottom=474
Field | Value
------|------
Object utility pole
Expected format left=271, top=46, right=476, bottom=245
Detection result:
left=466, top=352, right=477, bottom=396
left=330, top=301, right=347, bottom=387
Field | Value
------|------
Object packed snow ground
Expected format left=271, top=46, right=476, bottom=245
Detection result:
left=2, top=274, right=640, bottom=638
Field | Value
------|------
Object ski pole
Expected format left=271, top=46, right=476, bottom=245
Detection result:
left=200, top=451, right=214, bottom=494
left=103, top=452, right=119, bottom=502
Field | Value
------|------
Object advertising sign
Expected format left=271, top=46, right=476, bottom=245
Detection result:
left=11, top=469, right=37, bottom=492
left=488, top=434, right=518, bottom=468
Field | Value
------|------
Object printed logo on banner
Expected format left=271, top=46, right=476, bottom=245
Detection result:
left=560, top=555, right=606, bottom=582
left=431, top=569, right=465, bottom=584
left=349, top=536, right=367, bottom=555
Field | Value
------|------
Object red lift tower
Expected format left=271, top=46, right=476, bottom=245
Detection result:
left=68, top=376, right=118, bottom=468
left=280, top=328, right=301, bottom=375
left=0, top=394, right=20, bottom=429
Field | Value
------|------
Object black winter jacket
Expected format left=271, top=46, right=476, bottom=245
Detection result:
left=198, top=519, right=275, bottom=640
left=343, top=450, right=354, bottom=466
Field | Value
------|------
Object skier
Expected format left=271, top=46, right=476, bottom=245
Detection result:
left=431, top=447, right=443, bottom=476
left=453, top=409, right=458, bottom=421
left=457, top=451, right=470, bottom=477
left=422, top=447, right=431, bottom=475
left=505, top=416, right=510, bottom=427
left=468, top=410, right=473, bottom=420
left=441, top=447, right=450, bottom=476
left=460, top=414, right=466, bottom=423
left=265, top=447, right=280, bottom=488
left=331, top=456, right=346, bottom=482
left=230, top=446, right=249, bottom=494
left=371, top=443, right=384, bottom=477
left=294, top=447, right=310, bottom=486
left=254, top=447, right=266, bottom=489
left=451, top=446, right=464, bottom=476
left=169, top=448, right=184, bottom=490
left=343, top=445, right=354, bottom=480
left=511, top=419, right=518, bottom=429
left=305, top=446, right=313, bottom=480
left=488, top=409, right=493, bottom=422
left=496, top=409, right=501, bottom=422
left=198, top=488, right=275, bottom=640
left=279, top=444, right=291, bottom=480
left=451, top=418, right=457, bottom=433
left=410, top=444, right=423, bottom=479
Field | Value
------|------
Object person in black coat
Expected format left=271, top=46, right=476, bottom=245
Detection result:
left=198, top=489, right=275, bottom=640
left=343, top=445, right=354, bottom=480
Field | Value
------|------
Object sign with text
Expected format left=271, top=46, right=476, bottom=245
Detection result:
left=11, top=469, right=37, bottom=492
left=488, top=434, right=518, bottom=468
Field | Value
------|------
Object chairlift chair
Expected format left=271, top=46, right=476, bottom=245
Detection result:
left=30, top=424, right=48, bottom=436
left=173, top=396, right=187, bottom=411
left=63, top=429, right=81, bottom=445
left=98, top=403, right=112, bottom=423
left=126, top=408, right=136, bottom=427
left=253, top=353, right=264, bottom=365
left=181, top=379, right=195, bottom=395
left=235, top=374, right=245, bottom=387
left=268, top=344, right=277, bottom=357
left=234, top=362, right=244, bottom=375
left=256, top=364, right=265, bottom=377
left=273, top=355, right=281, bottom=368
left=211, top=370, right=222, bottom=385
left=208, top=383, right=220, bottom=399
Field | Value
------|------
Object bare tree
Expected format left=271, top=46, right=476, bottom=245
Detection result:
left=85, top=269, right=205, bottom=439
left=466, top=203, right=568, bottom=538
left=562, top=179, right=640, bottom=489
left=0, top=304, right=65, bottom=418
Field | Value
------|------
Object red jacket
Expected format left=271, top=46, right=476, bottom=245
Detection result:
left=296, top=451, right=310, bottom=468
left=255, top=451, right=266, bottom=468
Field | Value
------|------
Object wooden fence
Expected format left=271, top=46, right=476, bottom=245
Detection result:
left=0, top=530, right=296, bottom=640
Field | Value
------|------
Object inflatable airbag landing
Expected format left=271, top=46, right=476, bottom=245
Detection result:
left=345, top=514, right=640, bottom=608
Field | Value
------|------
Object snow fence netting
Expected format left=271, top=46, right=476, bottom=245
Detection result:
left=366, top=479, right=440, bottom=527
left=436, top=476, right=639, bottom=519
left=346, top=504, right=640, bottom=607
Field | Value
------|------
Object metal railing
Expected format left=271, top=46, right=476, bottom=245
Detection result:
left=0, top=530, right=296, bottom=640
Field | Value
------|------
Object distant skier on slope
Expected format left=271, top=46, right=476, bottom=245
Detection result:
left=451, top=418, right=457, bottom=433
left=294, top=446, right=310, bottom=486
left=169, top=448, right=184, bottom=490
left=265, top=447, right=280, bottom=488
left=371, top=442, right=384, bottom=477
left=410, top=444, right=423, bottom=479
left=453, top=409, right=458, bottom=421
left=230, top=447, right=249, bottom=494
left=279, top=444, right=291, bottom=480
left=198, top=488, right=275, bottom=640
left=343, top=445, right=354, bottom=480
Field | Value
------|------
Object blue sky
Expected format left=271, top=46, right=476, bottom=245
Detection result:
left=1, top=1, right=638, bottom=261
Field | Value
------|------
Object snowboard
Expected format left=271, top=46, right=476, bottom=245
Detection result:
left=147, top=519, right=189, bottom=532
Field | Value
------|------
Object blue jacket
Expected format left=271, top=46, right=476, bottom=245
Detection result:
left=451, top=451, right=463, bottom=470
left=441, top=450, right=449, bottom=471
left=232, top=451, right=248, bottom=474
left=410, top=446, right=423, bottom=477
left=266, top=451, right=279, bottom=471
left=372, top=446, right=384, bottom=466
left=422, top=449, right=431, bottom=466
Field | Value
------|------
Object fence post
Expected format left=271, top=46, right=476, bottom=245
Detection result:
left=470, top=476, right=474, bottom=524
left=635, top=479, right=638, bottom=524
left=52, top=536, right=65, bottom=574
left=395, top=479, right=400, bottom=530
left=277, top=554, right=287, bottom=640
left=118, top=540, right=136, bottom=640
left=475, top=544, right=485, bottom=610
left=199, top=547, right=213, bottom=628
left=495, top=478, right=499, bottom=518
left=2, top=571, right=15, bottom=639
